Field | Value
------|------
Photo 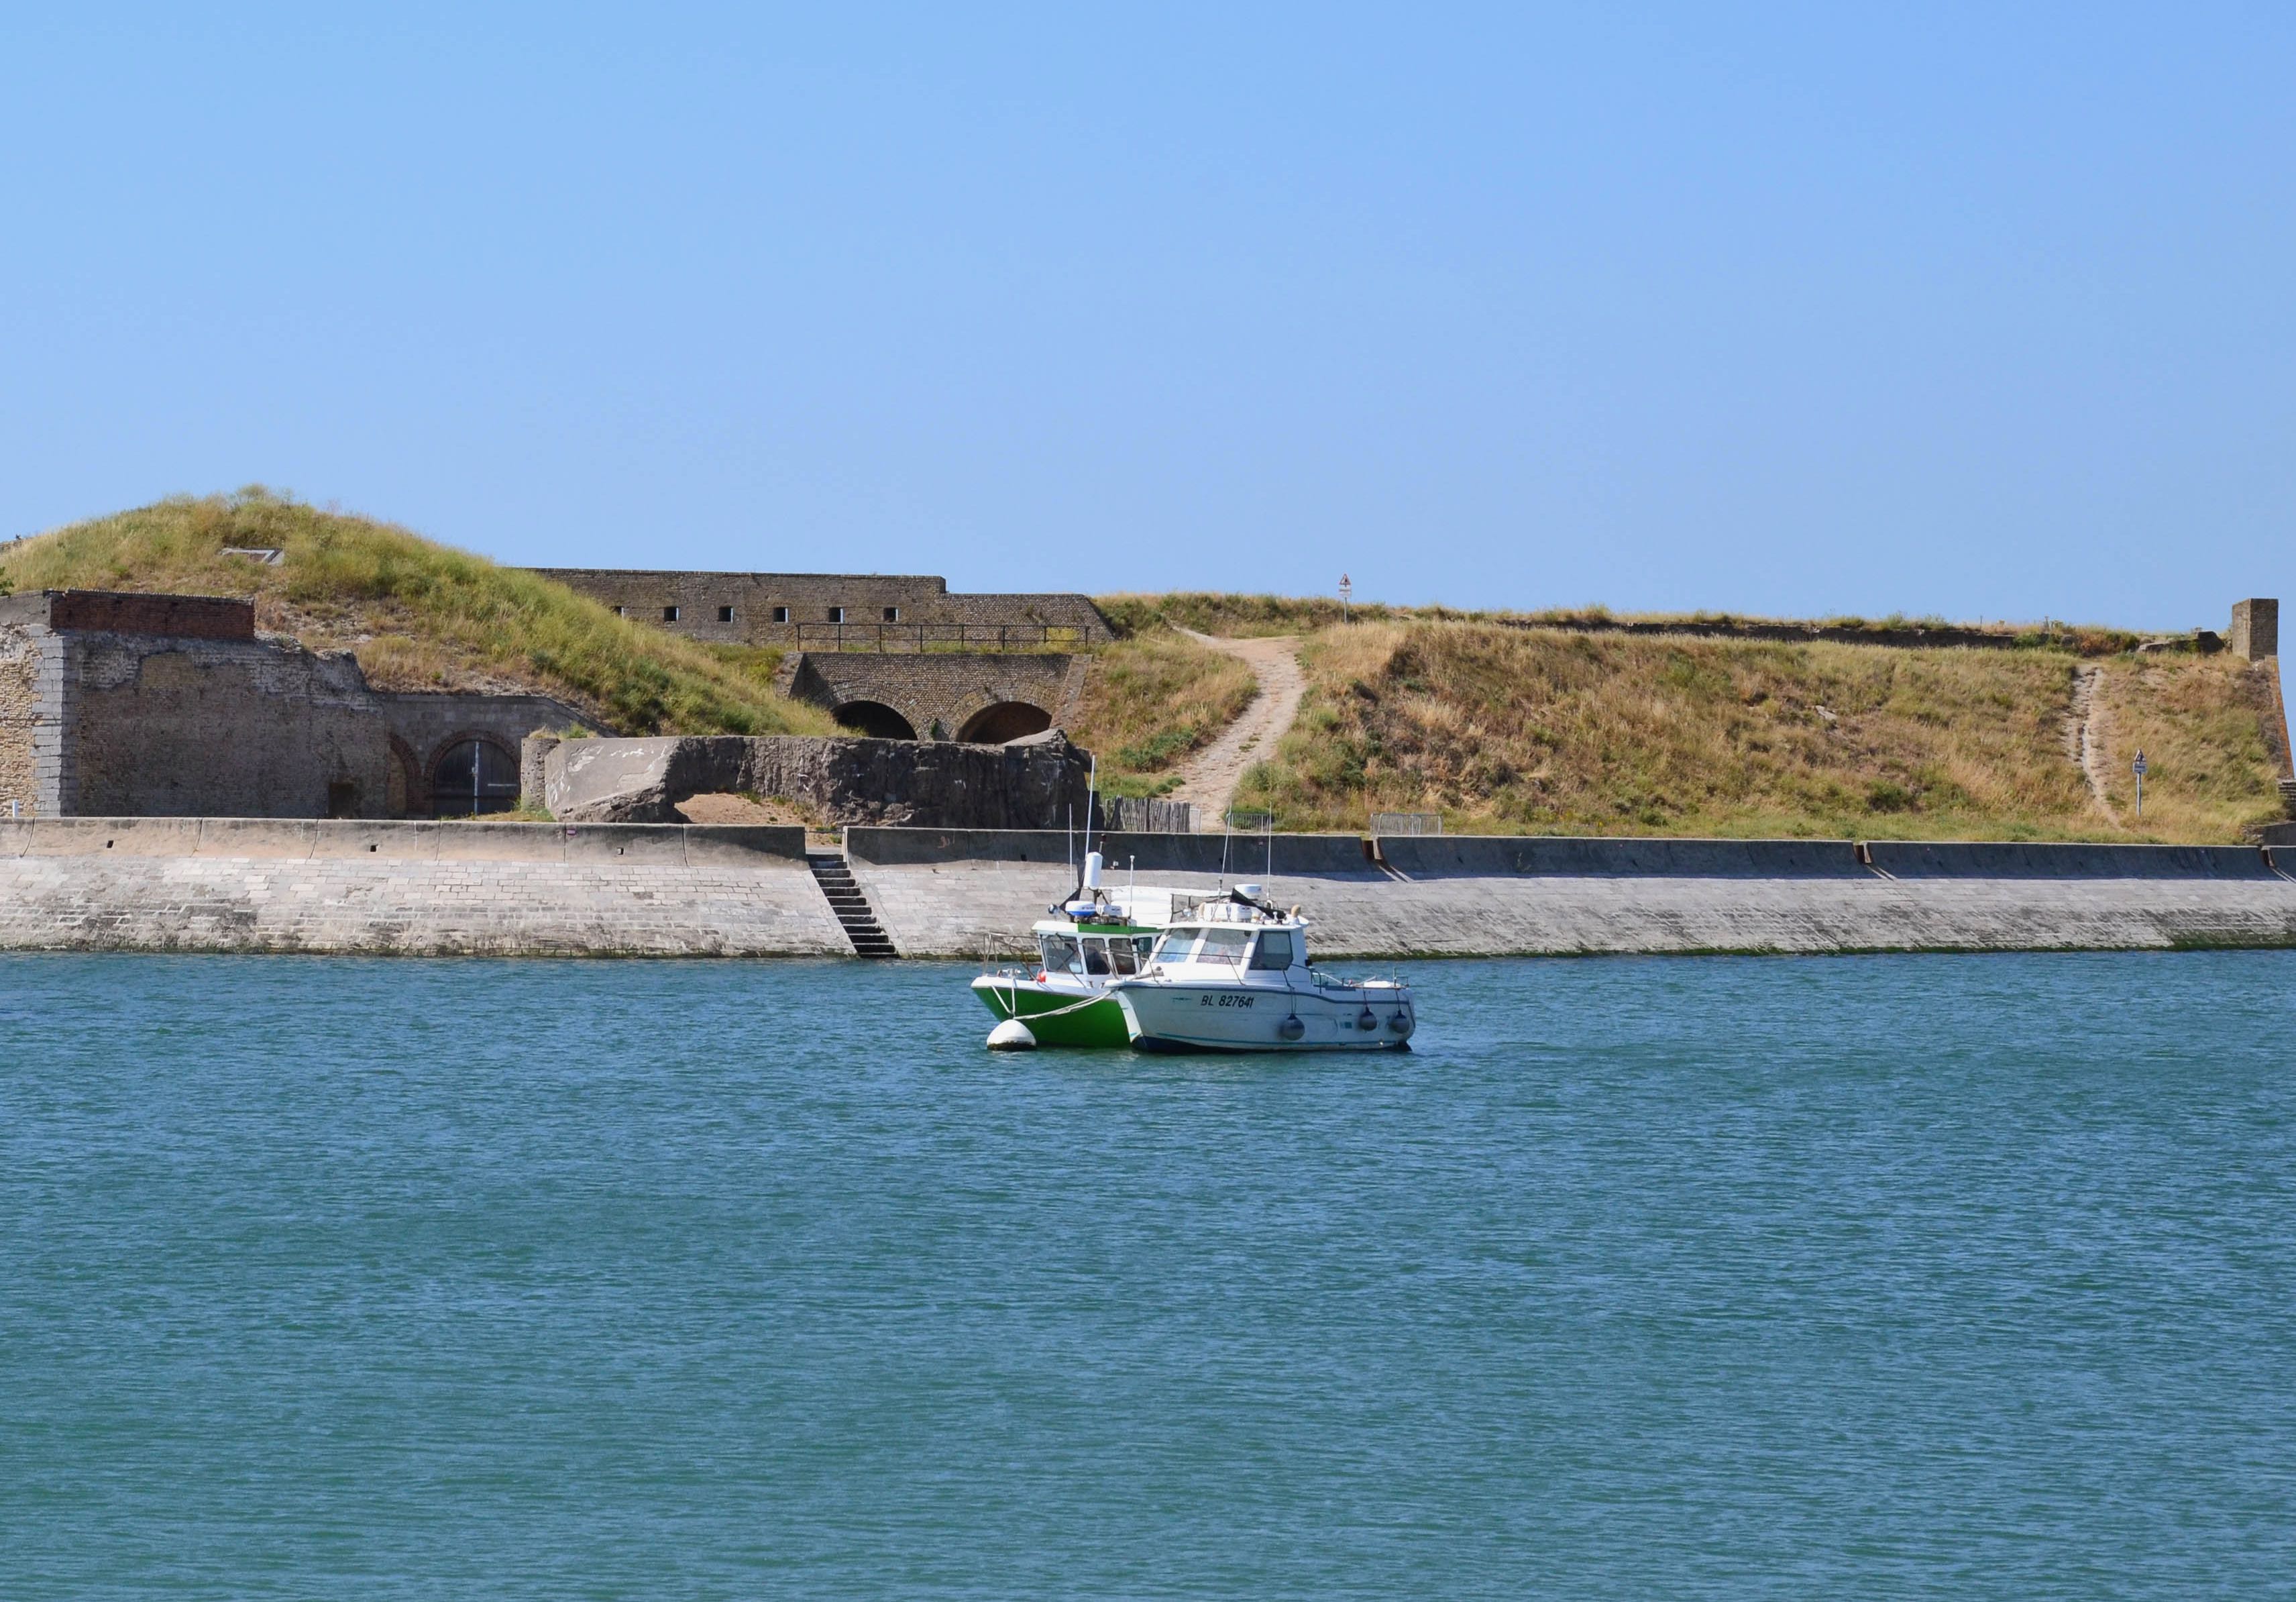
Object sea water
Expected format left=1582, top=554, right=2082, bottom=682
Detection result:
left=3, top=949, right=2291, bottom=1598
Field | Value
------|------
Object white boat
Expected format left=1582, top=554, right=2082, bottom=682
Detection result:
left=1108, top=884, right=1415, bottom=1053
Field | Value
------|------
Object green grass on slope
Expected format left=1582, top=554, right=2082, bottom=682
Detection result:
left=0, top=490, right=832, bottom=736
left=1228, top=621, right=2289, bottom=843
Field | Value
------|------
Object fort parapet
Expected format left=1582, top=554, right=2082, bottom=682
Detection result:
left=524, top=568, right=1112, bottom=649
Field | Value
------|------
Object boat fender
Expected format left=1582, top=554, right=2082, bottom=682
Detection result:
left=1278, top=1016, right=1306, bottom=1042
left=1388, top=1012, right=1411, bottom=1036
left=987, top=1018, right=1039, bottom=1051
left=1356, top=1008, right=1378, bottom=1031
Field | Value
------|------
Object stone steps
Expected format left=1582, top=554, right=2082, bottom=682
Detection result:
left=808, top=851, right=898, bottom=958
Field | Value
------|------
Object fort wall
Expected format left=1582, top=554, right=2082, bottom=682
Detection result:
left=526, top=568, right=1112, bottom=647
left=778, top=650, right=1088, bottom=741
left=0, top=590, right=594, bottom=818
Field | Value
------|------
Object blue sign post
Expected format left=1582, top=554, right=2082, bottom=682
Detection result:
left=2133, top=750, right=2148, bottom=819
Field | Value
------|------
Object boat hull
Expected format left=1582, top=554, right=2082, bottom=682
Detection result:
left=970, top=975, right=1132, bottom=1048
left=1112, top=981, right=1414, bottom=1053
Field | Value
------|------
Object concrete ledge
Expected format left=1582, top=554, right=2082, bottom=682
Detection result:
left=1865, top=841, right=2279, bottom=879
left=844, top=826, right=1380, bottom=877
left=1377, top=835, right=1867, bottom=878
left=2262, top=822, right=2296, bottom=849
left=0, top=818, right=810, bottom=865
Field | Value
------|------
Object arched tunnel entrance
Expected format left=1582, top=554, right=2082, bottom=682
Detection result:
left=956, top=700, right=1053, bottom=743
left=832, top=700, right=918, bottom=740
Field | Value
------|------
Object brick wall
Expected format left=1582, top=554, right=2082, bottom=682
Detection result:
left=46, top=590, right=255, bottom=640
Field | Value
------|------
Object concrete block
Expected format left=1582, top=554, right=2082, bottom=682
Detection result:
left=193, top=819, right=319, bottom=859
left=1863, top=841, right=2277, bottom=879
left=309, top=821, right=445, bottom=860
left=563, top=823, right=692, bottom=865
left=2231, top=598, right=2279, bottom=661
left=844, top=826, right=1380, bottom=877
left=19, top=817, right=206, bottom=856
left=679, top=824, right=811, bottom=866
left=431, top=824, right=567, bottom=862
left=1376, top=835, right=1867, bottom=878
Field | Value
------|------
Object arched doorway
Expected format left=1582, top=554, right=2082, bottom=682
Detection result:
left=833, top=700, right=918, bottom=740
left=431, top=738, right=521, bottom=816
left=956, top=701, right=1053, bottom=743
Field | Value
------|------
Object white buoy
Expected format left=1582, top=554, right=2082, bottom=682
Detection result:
left=987, top=1018, right=1038, bottom=1051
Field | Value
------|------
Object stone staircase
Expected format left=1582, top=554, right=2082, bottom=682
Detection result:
left=807, top=851, right=897, bottom=958
left=2281, top=778, right=2296, bottom=819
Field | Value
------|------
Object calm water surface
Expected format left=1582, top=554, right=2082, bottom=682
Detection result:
left=3, top=950, right=2293, bottom=1598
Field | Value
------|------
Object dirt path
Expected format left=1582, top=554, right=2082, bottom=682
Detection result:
left=2063, top=664, right=2120, bottom=820
left=1167, top=630, right=1307, bottom=830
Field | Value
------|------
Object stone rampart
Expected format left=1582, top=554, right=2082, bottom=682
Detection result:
left=538, top=732, right=1093, bottom=829
left=525, top=568, right=1112, bottom=649
left=0, top=817, right=808, bottom=863
left=779, top=650, right=1087, bottom=742
left=1, top=590, right=596, bottom=820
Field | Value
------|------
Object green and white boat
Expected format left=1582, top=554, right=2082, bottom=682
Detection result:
left=971, top=853, right=1197, bottom=1048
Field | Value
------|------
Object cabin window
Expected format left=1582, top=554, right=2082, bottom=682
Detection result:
left=1197, top=926, right=1252, bottom=965
left=1250, top=930, right=1294, bottom=971
left=1108, top=939, right=1140, bottom=975
left=1151, top=928, right=1200, bottom=965
left=718, top=605, right=734, bottom=623
left=1040, top=934, right=1081, bottom=973
left=1082, top=938, right=1111, bottom=975
left=772, top=606, right=790, bottom=623
left=663, top=605, right=680, bottom=622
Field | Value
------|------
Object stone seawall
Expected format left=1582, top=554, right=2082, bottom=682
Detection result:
left=0, top=819, right=844, bottom=957
left=5, top=822, right=2296, bottom=960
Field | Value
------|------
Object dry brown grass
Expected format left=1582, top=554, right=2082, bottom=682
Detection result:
left=1066, top=626, right=1258, bottom=796
left=0, top=490, right=833, bottom=736
left=1231, top=621, right=2291, bottom=842
left=2085, top=656, right=2290, bottom=839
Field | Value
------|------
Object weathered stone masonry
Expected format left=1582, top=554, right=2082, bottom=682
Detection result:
left=777, top=650, right=1088, bottom=742
left=526, top=568, right=1112, bottom=648
left=0, top=590, right=595, bottom=819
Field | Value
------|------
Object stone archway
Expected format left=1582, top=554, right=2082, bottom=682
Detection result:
left=833, top=700, right=918, bottom=741
left=956, top=700, right=1053, bottom=743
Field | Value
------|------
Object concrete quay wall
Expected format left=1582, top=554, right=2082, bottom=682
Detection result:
left=0, top=818, right=841, bottom=957
left=5, top=822, right=2296, bottom=960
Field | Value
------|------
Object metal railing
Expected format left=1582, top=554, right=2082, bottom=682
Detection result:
left=785, top=621, right=1083, bottom=652
left=1371, top=810, right=1443, bottom=836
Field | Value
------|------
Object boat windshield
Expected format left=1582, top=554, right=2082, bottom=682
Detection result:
left=1040, top=933, right=1081, bottom=973
left=1150, top=928, right=1201, bottom=965
left=1196, top=926, right=1252, bottom=965
left=1248, top=929, right=1295, bottom=971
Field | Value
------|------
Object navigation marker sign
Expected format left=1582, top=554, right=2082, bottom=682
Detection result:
left=2133, top=750, right=2147, bottom=818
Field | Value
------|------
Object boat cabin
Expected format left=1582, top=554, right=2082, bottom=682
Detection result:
left=1036, top=926, right=1157, bottom=977
left=1146, top=918, right=1309, bottom=979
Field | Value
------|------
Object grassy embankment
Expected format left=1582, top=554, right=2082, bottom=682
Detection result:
left=1067, top=598, right=1256, bottom=796
left=1161, top=616, right=2287, bottom=843
left=0, top=490, right=833, bottom=736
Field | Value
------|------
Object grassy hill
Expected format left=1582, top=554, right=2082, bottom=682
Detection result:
left=0, top=490, right=832, bottom=737
left=1219, top=620, right=2289, bottom=842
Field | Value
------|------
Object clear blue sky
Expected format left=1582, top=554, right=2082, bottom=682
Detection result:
left=3, top=5, right=2289, bottom=628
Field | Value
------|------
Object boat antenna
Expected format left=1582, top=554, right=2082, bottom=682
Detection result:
left=1219, top=813, right=1232, bottom=892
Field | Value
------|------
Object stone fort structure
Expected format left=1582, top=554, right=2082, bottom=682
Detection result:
left=525, top=567, right=1111, bottom=650
left=527, top=565, right=1112, bottom=745
left=0, top=590, right=592, bottom=820
left=776, top=650, right=1088, bottom=743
